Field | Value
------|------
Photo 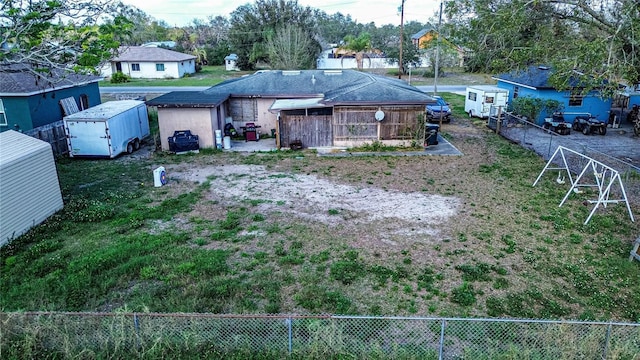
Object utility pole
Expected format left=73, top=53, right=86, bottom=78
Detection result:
left=434, top=1, right=443, bottom=95
left=398, top=0, right=405, bottom=79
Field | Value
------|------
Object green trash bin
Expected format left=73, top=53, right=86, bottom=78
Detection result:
left=425, top=124, right=439, bottom=146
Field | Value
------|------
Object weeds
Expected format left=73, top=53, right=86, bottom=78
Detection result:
left=1, top=114, right=639, bottom=325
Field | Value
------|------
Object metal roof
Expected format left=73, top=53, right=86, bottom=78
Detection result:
left=63, top=100, right=145, bottom=120
left=0, top=130, right=51, bottom=165
left=269, top=98, right=327, bottom=112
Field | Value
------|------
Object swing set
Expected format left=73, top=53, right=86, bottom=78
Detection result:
left=533, top=146, right=635, bottom=225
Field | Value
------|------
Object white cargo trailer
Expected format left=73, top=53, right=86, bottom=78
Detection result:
left=64, top=100, right=150, bottom=158
left=464, top=85, right=509, bottom=118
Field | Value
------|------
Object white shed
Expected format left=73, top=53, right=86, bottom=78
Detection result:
left=224, top=54, right=239, bottom=71
left=0, top=130, right=64, bottom=246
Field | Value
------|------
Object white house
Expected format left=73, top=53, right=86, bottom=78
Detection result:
left=102, top=46, right=196, bottom=79
left=225, top=54, right=239, bottom=71
left=316, top=48, right=397, bottom=70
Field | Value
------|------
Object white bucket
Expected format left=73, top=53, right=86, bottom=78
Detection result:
left=215, top=130, right=223, bottom=149
left=223, top=136, right=231, bottom=150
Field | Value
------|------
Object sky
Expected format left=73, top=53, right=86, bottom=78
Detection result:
left=119, top=0, right=442, bottom=27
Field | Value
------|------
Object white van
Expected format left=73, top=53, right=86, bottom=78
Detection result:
left=465, top=85, right=509, bottom=118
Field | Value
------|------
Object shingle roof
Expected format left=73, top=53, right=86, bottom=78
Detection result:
left=493, top=65, right=556, bottom=89
left=112, top=46, right=196, bottom=62
left=493, top=65, right=604, bottom=89
left=147, top=70, right=435, bottom=108
left=0, top=63, right=102, bottom=96
left=411, top=27, right=436, bottom=40
left=146, top=91, right=229, bottom=108
left=200, top=70, right=435, bottom=106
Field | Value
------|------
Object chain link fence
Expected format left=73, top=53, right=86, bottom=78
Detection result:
left=1, top=312, right=639, bottom=359
left=487, top=110, right=640, bottom=207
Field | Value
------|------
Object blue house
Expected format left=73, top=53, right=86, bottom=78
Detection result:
left=0, top=64, right=102, bottom=133
left=494, top=65, right=613, bottom=125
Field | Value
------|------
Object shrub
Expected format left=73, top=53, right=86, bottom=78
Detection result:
left=110, top=72, right=130, bottom=84
left=451, top=282, right=477, bottom=306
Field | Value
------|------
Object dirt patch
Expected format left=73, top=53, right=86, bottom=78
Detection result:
left=169, top=164, right=461, bottom=239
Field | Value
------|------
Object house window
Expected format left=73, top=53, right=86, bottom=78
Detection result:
left=131, top=63, right=140, bottom=71
left=0, top=99, right=6, bottom=126
left=80, top=94, right=89, bottom=110
left=468, top=92, right=477, bottom=101
left=513, top=86, right=520, bottom=99
left=156, top=63, right=165, bottom=71
left=569, top=91, right=584, bottom=107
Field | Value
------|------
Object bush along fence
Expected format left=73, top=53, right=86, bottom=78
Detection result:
left=487, top=110, right=640, bottom=206
left=1, top=312, right=639, bottom=359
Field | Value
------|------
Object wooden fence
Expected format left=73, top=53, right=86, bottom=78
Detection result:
left=279, top=115, right=332, bottom=148
left=24, top=121, right=68, bottom=157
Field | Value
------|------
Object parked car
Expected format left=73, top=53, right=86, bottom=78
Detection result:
left=426, top=96, right=451, bottom=123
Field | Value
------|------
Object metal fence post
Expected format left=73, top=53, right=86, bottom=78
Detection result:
left=438, top=319, right=446, bottom=360
left=287, top=317, right=292, bottom=354
left=133, top=313, right=140, bottom=350
left=602, top=322, right=612, bottom=359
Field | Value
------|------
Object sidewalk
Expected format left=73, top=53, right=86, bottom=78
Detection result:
left=223, top=135, right=463, bottom=157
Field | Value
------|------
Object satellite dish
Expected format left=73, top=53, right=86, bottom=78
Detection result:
left=375, top=110, right=385, bottom=121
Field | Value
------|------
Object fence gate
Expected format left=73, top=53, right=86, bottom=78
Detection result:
left=279, top=114, right=332, bottom=148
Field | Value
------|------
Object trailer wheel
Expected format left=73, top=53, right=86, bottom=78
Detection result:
left=133, top=139, right=140, bottom=150
left=598, top=126, right=606, bottom=135
left=126, top=142, right=134, bottom=154
left=468, top=111, right=473, bottom=118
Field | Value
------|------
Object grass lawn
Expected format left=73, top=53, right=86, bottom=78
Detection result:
left=1, top=103, right=639, bottom=322
left=99, top=65, right=494, bottom=87
left=99, top=65, right=254, bottom=87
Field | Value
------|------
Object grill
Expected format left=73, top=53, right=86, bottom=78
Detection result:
left=241, top=122, right=261, bottom=141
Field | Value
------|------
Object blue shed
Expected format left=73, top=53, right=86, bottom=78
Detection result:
left=493, top=65, right=613, bottom=125
left=0, top=64, right=102, bottom=133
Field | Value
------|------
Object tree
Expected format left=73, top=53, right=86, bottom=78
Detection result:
left=384, top=33, right=421, bottom=75
left=419, top=30, right=462, bottom=72
left=229, top=0, right=319, bottom=70
left=315, top=11, right=360, bottom=45
left=114, top=5, right=168, bottom=45
left=340, top=33, right=372, bottom=71
left=191, top=47, right=207, bottom=65
left=1, top=0, right=132, bottom=79
left=445, top=0, right=640, bottom=94
left=266, top=24, right=316, bottom=69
